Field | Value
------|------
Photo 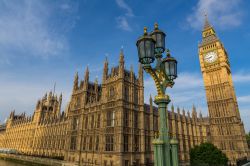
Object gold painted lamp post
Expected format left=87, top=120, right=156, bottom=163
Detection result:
left=136, top=23, right=179, bottom=166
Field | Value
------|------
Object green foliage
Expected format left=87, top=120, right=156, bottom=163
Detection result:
left=190, top=142, right=228, bottom=166
left=246, top=132, right=250, bottom=148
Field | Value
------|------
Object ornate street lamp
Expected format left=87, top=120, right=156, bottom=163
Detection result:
left=136, top=23, right=179, bottom=166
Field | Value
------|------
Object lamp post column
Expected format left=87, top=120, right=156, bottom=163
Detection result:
left=153, top=95, right=171, bottom=166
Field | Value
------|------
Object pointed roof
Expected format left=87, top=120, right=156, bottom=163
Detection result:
left=200, top=14, right=219, bottom=46
left=203, top=14, right=212, bottom=30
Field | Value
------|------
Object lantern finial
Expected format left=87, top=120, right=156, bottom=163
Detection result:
left=154, top=23, right=159, bottom=30
left=144, top=27, right=148, bottom=35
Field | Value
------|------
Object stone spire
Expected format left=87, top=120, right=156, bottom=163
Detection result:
left=119, top=47, right=125, bottom=65
left=182, top=108, right=186, bottom=116
left=149, top=94, right=153, bottom=113
left=74, top=72, right=78, bottom=91
left=94, top=76, right=98, bottom=90
left=119, top=48, right=124, bottom=77
left=149, top=94, right=153, bottom=106
left=36, top=100, right=41, bottom=109
left=48, top=91, right=52, bottom=100
left=130, top=64, right=134, bottom=80
left=177, top=107, right=180, bottom=117
left=192, top=104, right=197, bottom=120
left=203, top=13, right=211, bottom=30
left=171, top=104, right=174, bottom=112
left=59, top=93, right=62, bottom=104
left=84, top=66, right=89, bottom=82
left=103, top=57, right=109, bottom=82
left=187, top=110, right=191, bottom=119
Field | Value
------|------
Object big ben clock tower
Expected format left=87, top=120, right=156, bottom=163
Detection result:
left=198, top=16, right=249, bottom=164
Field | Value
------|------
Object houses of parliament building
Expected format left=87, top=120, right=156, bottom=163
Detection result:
left=0, top=19, right=249, bottom=165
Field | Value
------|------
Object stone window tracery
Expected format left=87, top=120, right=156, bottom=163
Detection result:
left=105, top=134, right=114, bottom=151
left=107, top=111, right=115, bottom=127
left=70, top=136, right=76, bottom=150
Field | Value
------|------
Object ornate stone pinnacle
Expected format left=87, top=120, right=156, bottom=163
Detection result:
left=144, top=27, right=147, bottom=35
left=154, top=22, right=159, bottom=30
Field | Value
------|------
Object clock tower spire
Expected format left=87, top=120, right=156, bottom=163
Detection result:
left=198, top=16, right=249, bottom=164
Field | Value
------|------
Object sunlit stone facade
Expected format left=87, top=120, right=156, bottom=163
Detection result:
left=0, top=92, right=67, bottom=158
left=0, top=51, right=209, bottom=165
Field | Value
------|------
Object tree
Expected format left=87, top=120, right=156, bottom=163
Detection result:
left=190, top=142, right=228, bottom=166
left=246, top=132, right=250, bottom=149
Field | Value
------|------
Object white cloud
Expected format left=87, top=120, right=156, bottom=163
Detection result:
left=233, top=72, right=250, bottom=83
left=186, top=0, right=244, bottom=30
left=60, top=3, right=71, bottom=10
left=0, top=0, right=77, bottom=62
left=0, top=73, right=72, bottom=124
left=116, top=16, right=132, bottom=31
left=238, top=108, right=250, bottom=132
left=238, top=95, right=250, bottom=103
left=115, top=0, right=134, bottom=17
left=115, top=0, right=134, bottom=31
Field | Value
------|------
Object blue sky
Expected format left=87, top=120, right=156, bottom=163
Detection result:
left=0, top=0, right=250, bottom=132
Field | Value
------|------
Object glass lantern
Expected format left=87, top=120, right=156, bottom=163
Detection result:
left=136, top=27, right=156, bottom=65
left=150, top=23, right=166, bottom=54
left=162, top=50, right=177, bottom=81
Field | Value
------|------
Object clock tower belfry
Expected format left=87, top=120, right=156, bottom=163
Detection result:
left=198, top=16, right=249, bottom=164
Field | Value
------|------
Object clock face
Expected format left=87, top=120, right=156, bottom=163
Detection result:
left=204, top=51, right=217, bottom=63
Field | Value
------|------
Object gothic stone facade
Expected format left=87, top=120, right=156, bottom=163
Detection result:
left=0, top=52, right=209, bottom=166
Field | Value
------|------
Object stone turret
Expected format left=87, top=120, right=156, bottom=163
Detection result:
left=33, top=91, right=63, bottom=123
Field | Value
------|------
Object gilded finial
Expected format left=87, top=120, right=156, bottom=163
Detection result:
left=144, top=27, right=147, bottom=35
left=166, top=49, right=170, bottom=57
left=154, top=22, right=159, bottom=30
